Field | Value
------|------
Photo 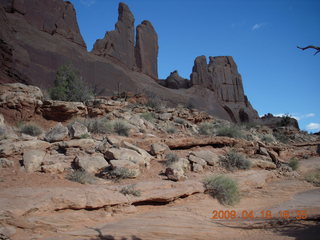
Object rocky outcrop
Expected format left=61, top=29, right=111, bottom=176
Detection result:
left=159, top=71, right=190, bottom=89
left=135, top=20, right=158, bottom=79
left=92, top=2, right=135, bottom=69
left=258, top=113, right=300, bottom=130
left=1, top=0, right=86, bottom=48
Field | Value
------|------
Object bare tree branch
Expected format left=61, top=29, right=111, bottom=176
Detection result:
left=297, top=45, right=320, bottom=55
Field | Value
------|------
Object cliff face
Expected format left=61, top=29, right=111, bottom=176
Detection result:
left=0, top=0, right=258, bottom=123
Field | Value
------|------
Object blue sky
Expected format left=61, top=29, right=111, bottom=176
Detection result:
left=69, top=0, right=320, bottom=132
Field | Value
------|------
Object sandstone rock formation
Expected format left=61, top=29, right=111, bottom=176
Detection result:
left=0, top=0, right=258, bottom=123
left=92, top=2, right=135, bottom=69
left=135, top=20, right=159, bottom=79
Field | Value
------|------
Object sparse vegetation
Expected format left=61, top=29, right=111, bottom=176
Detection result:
left=140, top=112, right=155, bottom=122
left=219, top=150, right=251, bottom=171
left=80, top=133, right=91, bottom=139
left=20, top=124, right=42, bottom=136
left=174, top=117, right=186, bottom=125
left=198, top=122, right=215, bottom=135
left=274, top=132, right=290, bottom=144
left=106, top=167, right=136, bottom=180
left=50, top=64, right=92, bottom=102
left=261, top=134, right=275, bottom=143
left=165, top=152, right=179, bottom=167
left=120, top=184, right=141, bottom=197
left=279, top=114, right=292, bottom=127
left=216, top=125, right=244, bottom=139
left=113, top=120, right=131, bottom=136
left=305, top=169, right=320, bottom=187
left=145, top=97, right=166, bottom=112
left=80, top=118, right=113, bottom=134
left=66, top=169, right=95, bottom=184
left=203, top=175, right=240, bottom=206
left=288, top=158, right=299, bottom=171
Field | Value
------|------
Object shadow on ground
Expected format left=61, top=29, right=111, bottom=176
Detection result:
left=89, top=228, right=142, bottom=240
left=274, top=220, right=320, bottom=240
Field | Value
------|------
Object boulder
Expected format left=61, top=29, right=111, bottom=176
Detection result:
left=250, top=158, right=277, bottom=170
left=0, top=113, right=4, bottom=125
left=23, top=150, right=46, bottom=172
left=74, top=154, right=109, bottom=174
left=0, top=158, right=14, bottom=168
left=70, top=121, right=89, bottom=139
left=41, top=163, right=65, bottom=174
left=105, top=148, right=148, bottom=167
left=188, top=155, right=207, bottom=167
left=192, top=163, right=204, bottom=173
left=259, top=147, right=269, bottom=156
left=189, top=150, right=219, bottom=166
left=150, top=142, right=170, bottom=156
left=0, top=139, right=50, bottom=157
left=41, top=100, right=87, bottom=121
left=122, top=141, right=152, bottom=163
left=165, top=158, right=190, bottom=181
left=135, top=20, right=158, bottom=79
left=56, top=139, right=96, bottom=150
left=45, top=123, right=69, bottom=142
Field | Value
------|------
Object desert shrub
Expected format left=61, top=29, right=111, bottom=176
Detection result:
left=165, top=126, right=176, bottom=134
left=288, top=158, right=299, bottom=171
left=20, top=124, right=42, bottom=136
left=113, top=120, right=131, bottom=136
left=219, top=150, right=251, bottom=171
left=106, top=167, right=136, bottom=180
left=80, top=133, right=91, bottom=139
left=198, top=122, right=215, bottom=135
left=305, top=169, right=320, bottom=187
left=50, top=64, right=92, bottom=102
left=120, top=184, right=141, bottom=197
left=140, top=112, right=155, bottom=122
left=203, top=175, right=240, bottom=206
left=274, top=132, right=290, bottom=144
left=261, top=134, right=275, bottom=143
left=174, top=117, right=186, bottom=125
left=66, top=169, right=95, bottom=184
left=279, top=114, right=292, bottom=127
left=165, top=152, right=179, bottom=167
left=216, top=125, right=244, bottom=139
left=80, top=118, right=113, bottom=134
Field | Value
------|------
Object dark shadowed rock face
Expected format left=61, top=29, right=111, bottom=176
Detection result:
left=135, top=20, right=159, bottom=79
left=92, top=2, right=135, bottom=70
left=1, top=0, right=86, bottom=48
left=160, top=71, right=190, bottom=89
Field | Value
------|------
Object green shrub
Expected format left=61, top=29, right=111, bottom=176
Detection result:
left=279, top=114, right=292, bottom=127
left=106, top=167, right=136, bottom=180
left=305, top=169, right=320, bottom=187
left=288, top=158, right=299, bottom=171
left=140, top=112, right=155, bottom=122
left=165, top=152, right=179, bottom=167
left=113, top=120, right=130, bottom=136
left=66, top=169, right=95, bottom=184
left=50, top=64, right=92, bottom=102
left=198, top=122, right=215, bottom=135
left=216, top=125, right=244, bottom=139
left=20, top=124, right=42, bottom=136
left=145, top=97, right=166, bottom=112
left=120, top=184, right=141, bottom=197
left=203, top=175, right=240, bottom=206
left=219, top=150, right=251, bottom=171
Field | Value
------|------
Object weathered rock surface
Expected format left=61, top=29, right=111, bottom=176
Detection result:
left=0, top=158, right=13, bottom=168
left=41, top=100, right=87, bottom=121
left=189, top=150, right=220, bottom=166
left=44, top=123, right=68, bottom=142
left=92, top=2, right=135, bottom=69
left=0, top=139, right=50, bottom=157
left=74, top=153, right=109, bottom=174
left=135, top=20, right=158, bottom=79
left=159, top=70, right=190, bottom=89
left=69, top=121, right=88, bottom=139
left=0, top=83, right=42, bottom=121
left=105, top=147, right=150, bottom=167
left=23, top=149, right=46, bottom=172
